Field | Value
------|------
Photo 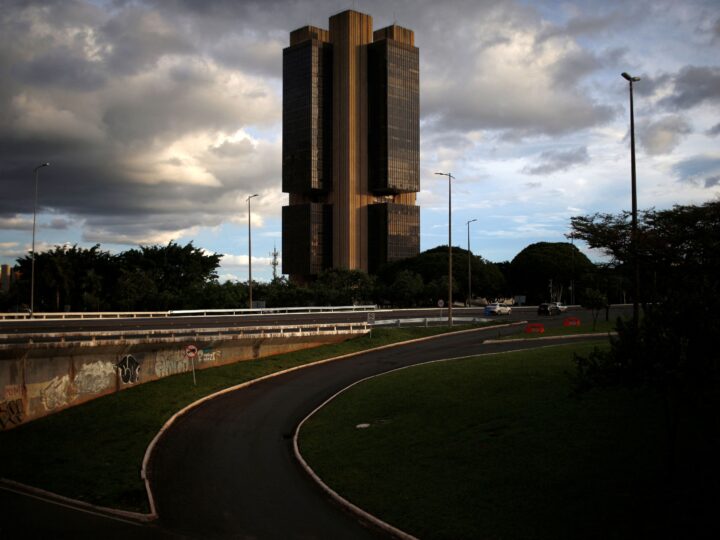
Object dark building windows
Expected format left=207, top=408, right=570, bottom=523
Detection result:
left=281, top=203, right=332, bottom=276
left=282, top=39, right=332, bottom=194
left=368, top=39, right=420, bottom=194
left=368, top=203, right=420, bottom=274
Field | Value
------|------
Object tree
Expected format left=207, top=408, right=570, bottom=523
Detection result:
left=509, top=242, right=594, bottom=304
left=118, top=241, right=221, bottom=309
left=387, top=270, right=424, bottom=308
left=311, top=268, right=376, bottom=306
left=582, top=288, right=607, bottom=331
left=376, top=246, right=507, bottom=306
left=13, top=244, right=115, bottom=312
left=571, top=201, right=720, bottom=527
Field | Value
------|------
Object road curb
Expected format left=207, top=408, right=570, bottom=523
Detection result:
left=483, top=331, right=616, bottom=344
left=0, top=478, right=154, bottom=524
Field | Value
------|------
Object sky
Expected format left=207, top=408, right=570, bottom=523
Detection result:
left=1, top=0, right=719, bottom=283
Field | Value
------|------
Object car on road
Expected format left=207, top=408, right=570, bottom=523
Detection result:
left=537, top=303, right=561, bottom=316
left=484, top=303, right=512, bottom=315
left=551, top=302, right=568, bottom=312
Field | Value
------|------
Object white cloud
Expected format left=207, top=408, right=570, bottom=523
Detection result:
left=639, top=115, right=692, bottom=155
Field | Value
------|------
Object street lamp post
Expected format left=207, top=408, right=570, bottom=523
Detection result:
left=435, top=172, right=454, bottom=325
left=622, top=72, right=641, bottom=328
left=466, top=218, right=477, bottom=306
left=247, top=194, right=258, bottom=310
left=30, top=162, right=50, bottom=317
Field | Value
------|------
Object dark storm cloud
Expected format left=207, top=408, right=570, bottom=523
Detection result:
left=658, top=66, right=720, bottom=110
left=705, top=175, right=720, bottom=188
left=2, top=0, right=716, bottom=252
left=99, top=6, right=195, bottom=75
left=707, top=123, right=720, bottom=136
left=12, top=47, right=107, bottom=91
left=672, top=155, right=720, bottom=188
left=537, top=10, right=630, bottom=41
left=522, top=147, right=590, bottom=175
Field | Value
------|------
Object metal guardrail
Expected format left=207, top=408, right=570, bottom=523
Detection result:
left=0, top=305, right=378, bottom=321
left=0, top=321, right=370, bottom=349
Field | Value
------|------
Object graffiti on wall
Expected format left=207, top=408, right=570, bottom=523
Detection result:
left=4, top=384, right=22, bottom=401
left=75, top=361, right=115, bottom=394
left=42, top=375, right=73, bottom=411
left=155, top=350, right=189, bottom=378
left=0, top=398, right=23, bottom=430
left=198, top=348, right=221, bottom=364
left=117, top=355, right=140, bottom=384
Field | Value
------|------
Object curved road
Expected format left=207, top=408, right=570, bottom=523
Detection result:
left=148, top=317, right=614, bottom=539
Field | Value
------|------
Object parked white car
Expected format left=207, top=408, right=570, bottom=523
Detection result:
left=551, top=302, right=568, bottom=312
left=484, top=303, right=512, bottom=315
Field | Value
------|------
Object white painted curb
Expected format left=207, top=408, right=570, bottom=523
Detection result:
left=483, top=331, right=616, bottom=344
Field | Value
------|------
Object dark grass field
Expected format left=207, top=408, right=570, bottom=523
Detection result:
left=299, top=343, right=717, bottom=540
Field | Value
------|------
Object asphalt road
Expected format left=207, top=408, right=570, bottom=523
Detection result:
left=2, top=309, right=627, bottom=538
left=0, top=305, right=630, bottom=336
left=148, top=322, right=612, bottom=539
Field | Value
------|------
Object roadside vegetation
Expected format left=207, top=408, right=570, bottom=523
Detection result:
left=299, top=342, right=716, bottom=539
left=1, top=237, right=621, bottom=312
left=0, top=324, right=485, bottom=513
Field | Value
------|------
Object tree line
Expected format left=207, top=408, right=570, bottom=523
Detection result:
left=0, top=238, right=622, bottom=312
left=10, top=196, right=714, bottom=313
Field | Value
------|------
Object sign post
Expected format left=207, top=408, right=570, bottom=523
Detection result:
left=367, top=312, right=375, bottom=339
left=185, top=344, right=198, bottom=386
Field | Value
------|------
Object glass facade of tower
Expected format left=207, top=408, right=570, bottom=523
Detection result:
left=368, top=203, right=420, bottom=273
left=368, top=39, right=420, bottom=194
left=282, top=39, right=332, bottom=194
left=282, top=14, right=420, bottom=281
left=281, top=203, right=332, bottom=276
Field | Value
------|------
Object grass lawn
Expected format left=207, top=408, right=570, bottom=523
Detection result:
left=0, top=324, right=485, bottom=513
left=299, top=343, right=715, bottom=540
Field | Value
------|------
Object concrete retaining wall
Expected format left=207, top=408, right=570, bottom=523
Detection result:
left=0, top=334, right=352, bottom=430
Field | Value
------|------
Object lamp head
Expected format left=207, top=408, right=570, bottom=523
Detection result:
left=621, top=72, right=640, bottom=82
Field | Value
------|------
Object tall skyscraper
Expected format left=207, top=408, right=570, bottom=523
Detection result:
left=282, top=10, right=420, bottom=281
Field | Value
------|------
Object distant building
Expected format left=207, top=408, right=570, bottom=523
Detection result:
left=1, top=264, right=12, bottom=292
left=282, top=10, right=420, bottom=281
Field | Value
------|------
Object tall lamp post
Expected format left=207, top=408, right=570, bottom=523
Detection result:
left=30, top=162, right=50, bottom=317
left=622, top=72, right=641, bottom=328
left=435, top=172, right=454, bottom=325
left=247, top=193, right=258, bottom=310
left=466, top=218, right=477, bottom=306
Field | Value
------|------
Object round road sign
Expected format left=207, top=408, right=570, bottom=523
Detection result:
left=185, top=344, right=198, bottom=358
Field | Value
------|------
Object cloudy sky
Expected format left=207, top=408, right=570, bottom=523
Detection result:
left=1, top=0, right=719, bottom=282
